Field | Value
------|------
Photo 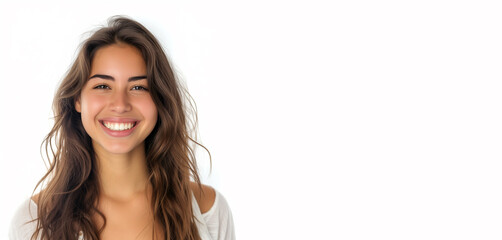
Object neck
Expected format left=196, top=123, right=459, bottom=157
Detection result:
left=94, top=142, right=151, bottom=201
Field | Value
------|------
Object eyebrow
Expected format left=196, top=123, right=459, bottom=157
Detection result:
left=88, top=74, right=147, bottom=82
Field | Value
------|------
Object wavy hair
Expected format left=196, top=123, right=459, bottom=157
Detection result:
left=32, top=16, right=206, bottom=240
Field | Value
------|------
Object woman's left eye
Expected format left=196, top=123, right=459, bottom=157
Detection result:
left=131, top=86, right=148, bottom=91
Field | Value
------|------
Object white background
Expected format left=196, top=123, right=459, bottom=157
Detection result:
left=1, top=0, right=501, bottom=239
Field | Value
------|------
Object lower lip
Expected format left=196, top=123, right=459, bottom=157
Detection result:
left=100, top=121, right=139, bottom=137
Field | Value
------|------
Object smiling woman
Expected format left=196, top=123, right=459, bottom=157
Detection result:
left=76, top=44, right=158, bottom=155
left=9, top=17, right=234, bottom=240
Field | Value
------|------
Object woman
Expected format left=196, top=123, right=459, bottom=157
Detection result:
left=9, top=17, right=235, bottom=240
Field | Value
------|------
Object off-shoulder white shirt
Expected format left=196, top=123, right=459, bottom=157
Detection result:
left=9, top=190, right=235, bottom=240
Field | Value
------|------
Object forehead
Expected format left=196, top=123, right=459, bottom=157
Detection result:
left=90, top=43, right=146, bottom=75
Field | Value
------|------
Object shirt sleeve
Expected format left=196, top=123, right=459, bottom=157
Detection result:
left=9, top=199, right=38, bottom=240
left=201, top=191, right=236, bottom=240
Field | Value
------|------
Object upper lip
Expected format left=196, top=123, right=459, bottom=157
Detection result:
left=99, top=117, right=139, bottom=123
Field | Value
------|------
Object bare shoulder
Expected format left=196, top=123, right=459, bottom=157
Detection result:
left=190, top=182, right=216, bottom=214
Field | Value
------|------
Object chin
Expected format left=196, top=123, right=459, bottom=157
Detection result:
left=109, top=144, right=139, bottom=154
left=94, top=141, right=144, bottom=156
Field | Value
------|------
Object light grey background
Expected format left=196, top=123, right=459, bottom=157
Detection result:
left=1, top=0, right=501, bottom=239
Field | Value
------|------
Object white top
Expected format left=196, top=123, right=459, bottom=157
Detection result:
left=9, top=190, right=235, bottom=240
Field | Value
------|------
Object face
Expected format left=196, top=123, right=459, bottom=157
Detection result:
left=75, top=43, right=158, bottom=156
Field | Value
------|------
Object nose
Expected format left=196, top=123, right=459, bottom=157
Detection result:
left=110, top=90, right=132, bottom=113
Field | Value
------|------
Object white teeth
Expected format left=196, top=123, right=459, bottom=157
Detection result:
left=103, top=121, right=134, bottom=131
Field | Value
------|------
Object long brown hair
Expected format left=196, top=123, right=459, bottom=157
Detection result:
left=33, top=16, right=205, bottom=240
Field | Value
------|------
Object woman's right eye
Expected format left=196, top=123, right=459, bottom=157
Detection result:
left=93, top=84, right=110, bottom=89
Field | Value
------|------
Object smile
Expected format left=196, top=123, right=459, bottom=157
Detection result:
left=102, top=121, right=137, bottom=131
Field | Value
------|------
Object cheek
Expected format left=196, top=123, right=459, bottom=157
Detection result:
left=140, top=98, right=158, bottom=125
left=80, top=95, right=106, bottom=123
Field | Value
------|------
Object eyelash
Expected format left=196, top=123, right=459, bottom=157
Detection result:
left=92, top=84, right=149, bottom=91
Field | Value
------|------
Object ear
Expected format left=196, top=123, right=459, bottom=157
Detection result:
left=75, top=98, right=82, bottom=113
